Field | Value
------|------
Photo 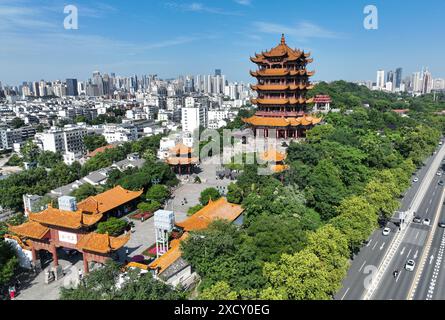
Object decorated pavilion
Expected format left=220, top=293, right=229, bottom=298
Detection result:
left=7, top=185, right=143, bottom=274
left=165, top=143, right=199, bottom=175
left=243, top=34, right=322, bottom=138
left=259, top=149, right=289, bottom=174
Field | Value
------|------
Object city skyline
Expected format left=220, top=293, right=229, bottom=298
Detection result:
left=1, top=0, right=445, bottom=85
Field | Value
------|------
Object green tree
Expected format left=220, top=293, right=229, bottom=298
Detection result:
left=37, top=151, right=63, bottom=169
left=137, top=201, right=161, bottom=213
left=60, top=260, right=184, bottom=300
left=199, top=187, right=221, bottom=206
left=0, top=241, right=19, bottom=289
left=70, top=183, right=99, bottom=202
left=96, top=217, right=128, bottom=236
left=83, top=134, right=108, bottom=153
left=10, top=117, right=25, bottom=129
left=199, top=281, right=238, bottom=300
left=331, top=196, right=378, bottom=252
left=146, top=185, right=170, bottom=204
left=262, top=250, right=332, bottom=300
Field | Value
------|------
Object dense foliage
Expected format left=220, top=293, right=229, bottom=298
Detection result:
left=60, top=261, right=185, bottom=300
left=182, top=81, right=444, bottom=300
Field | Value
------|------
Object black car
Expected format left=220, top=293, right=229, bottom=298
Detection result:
left=413, top=216, right=422, bottom=223
left=439, top=222, right=445, bottom=228
left=440, top=180, right=444, bottom=186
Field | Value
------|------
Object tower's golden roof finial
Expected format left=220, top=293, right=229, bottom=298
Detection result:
left=281, top=33, right=286, bottom=45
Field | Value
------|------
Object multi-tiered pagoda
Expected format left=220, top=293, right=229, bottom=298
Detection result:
left=243, top=34, right=321, bottom=138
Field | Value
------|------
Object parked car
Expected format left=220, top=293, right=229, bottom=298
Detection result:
left=413, top=177, right=419, bottom=183
left=382, top=227, right=391, bottom=236
left=437, top=171, right=442, bottom=176
left=423, top=218, right=431, bottom=226
left=438, top=221, right=445, bottom=228
left=413, top=216, right=422, bottom=223
left=439, top=180, right=444, bottom=186
left=405, top=259, right=415, bottom=272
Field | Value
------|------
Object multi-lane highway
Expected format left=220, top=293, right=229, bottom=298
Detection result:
left=336, top=142, right=445, bottom=300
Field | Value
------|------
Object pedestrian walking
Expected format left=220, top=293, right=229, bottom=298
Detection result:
left=78, top=268, right=83, bottom=280
left=8, top=285, right=16, bottom=300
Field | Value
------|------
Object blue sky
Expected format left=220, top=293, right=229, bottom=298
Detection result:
left=0, top=0, right=444, bottom=85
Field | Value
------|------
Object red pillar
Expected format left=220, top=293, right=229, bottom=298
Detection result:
left=83, top=254, right=89, bottom=274
left=51, top=244, right=58, bottom=267
left=31, top=246, right=37, bottom=264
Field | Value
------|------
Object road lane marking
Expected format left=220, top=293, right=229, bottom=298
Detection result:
left=340, top=287, right=350, bottom=300
left=359, top=260, right=366, bottom=272
left=416, top=231, right=420, bottom=239
left=372, top=241, right=378, bottom=250
left=407, top=248, right=412, bottom=258
left=430, top=255, right=435, bottom=265
left=427, top=208, right=429, bottom=213
left=400, top=247, right=406, bottom=255
left=396, top=271, right=402, bottom=283
left=366, top=239, right=373, bottom=247
left=414, top=250, right=419, bottom=259
left=380, top=242, right=386, bottom=250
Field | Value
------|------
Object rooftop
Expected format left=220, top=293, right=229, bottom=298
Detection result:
left=77, top=185, right=143, bottom=215
left=176, top=197, right=244, bottom=232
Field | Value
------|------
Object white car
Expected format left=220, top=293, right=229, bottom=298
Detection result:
left=437, top=171, right=442, bottom=176
left=423, top=218, right=431, bottom=226
left=413, top=177, right=419, bottom=183
left=405, top=259, right=415, bottom=272
left=382, top=227, right=391, bottom=236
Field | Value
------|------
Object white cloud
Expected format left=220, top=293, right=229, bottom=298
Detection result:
left=165, top=1, right=243, bottom=16
left=253, top=21, right=341, bottom=41
left=234, top=0, right=252, bottom=5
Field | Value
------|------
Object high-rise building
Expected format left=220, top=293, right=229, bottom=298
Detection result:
left=215, top=69, right=222, bottom=76
left=422, top=69, right=433, bottom=94
left=412, top=72, right=422, bottom=93
left=376, top=70, right=385, bottom=89
left=181, top=103, right=208, bottom=133
left=66, top=78, right=78, bottom=96
left=395, top=68, right=403, bottom=89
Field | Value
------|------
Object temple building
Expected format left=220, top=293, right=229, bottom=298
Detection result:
left=243, top=34, right=321, bottom=138
left=165, top=143, right=199, bottom=175
left=148, top=197, right=244, bottom=287
left=260, top=149, right=289, bottom=174
left=7, top=185, right=143, bottom=274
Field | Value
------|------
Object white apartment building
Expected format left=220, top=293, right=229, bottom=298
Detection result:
left=181, top=104, right=207, bottom=134
left=36, top=125, right=87, bottom=155
left=103, top=124, right=137, bottom=143
left=376, top=70, right=385, bottom=89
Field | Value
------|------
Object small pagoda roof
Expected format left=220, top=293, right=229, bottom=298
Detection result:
left=176, top=197, right=244, bottom=232
left=76, top=232, right=130, bottom=254
left=8, top=221, right=50, bottom=240
left=250, top=34, right=310, bottom=63
left=29, top=206, right=103, bottom=230
left=169, top=143, right=193, bottom=155
left=270, top=164, right=290, bottom=173
left=87, top=144, right=116, bottom=158
left=260, top=149, right=287, bottom=162
left=148, top=233, right=189, bottom=274
left=77, top=185, right=143, bottom=215
left=165, top=157, right=199, bottom=165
